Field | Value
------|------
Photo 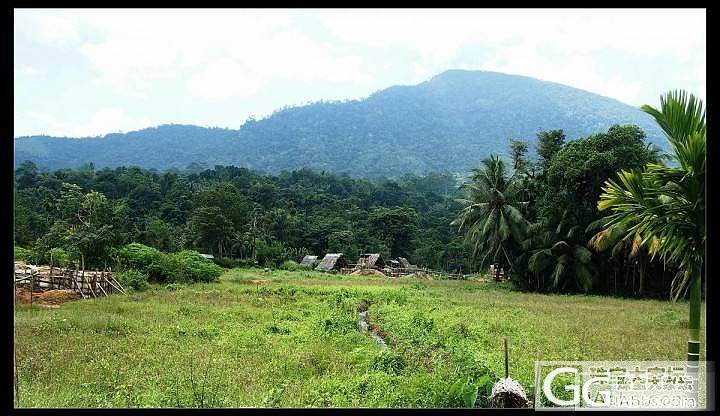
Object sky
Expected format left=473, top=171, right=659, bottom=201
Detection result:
left=14, top=8, right=706, bottom=138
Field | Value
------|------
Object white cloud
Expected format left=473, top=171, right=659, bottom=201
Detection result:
left=26, top=107, right=150, bottom=137
left=30, top=10, right=371, bottom=100
left=13, top=8, right=706, bottom=136
left=15, top=10, right=81, bottom=46
left=312, top=9, right=706, bottom=104
left=186, top=59, right=263, bottom=101
left=19, top=64, right=45, bottom=75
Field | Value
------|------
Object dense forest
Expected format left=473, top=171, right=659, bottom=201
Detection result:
left=15, top=122, right=679, bottom=299
left=14, top=162, right=474, bottom=273
left=14, top=70, right=665, bottom=178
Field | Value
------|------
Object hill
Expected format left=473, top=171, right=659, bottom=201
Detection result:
left=14, top=70, right=665, bottom=177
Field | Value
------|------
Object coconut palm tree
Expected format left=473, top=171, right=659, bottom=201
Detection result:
left=452, top=155, right=530, bottom=273
left=528, top=213, right=593, bottom=292
left=593, top=90, right=705, bottom=366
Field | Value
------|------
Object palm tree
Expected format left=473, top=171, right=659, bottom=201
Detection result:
left=528, top=213, right=593, bottom=292
left=593, top=90, right=705, bottom=366
left=452, top=155, right=529, bottom=274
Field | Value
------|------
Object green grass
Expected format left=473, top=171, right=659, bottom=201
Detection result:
left=14, top=268, right=701, bottom=408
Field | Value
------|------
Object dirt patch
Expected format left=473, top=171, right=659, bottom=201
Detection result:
left=350, top=269, right=387, bottom=277
left=249, top=279, right=268, bottom=285
left=15, top=288, right=80, bottom=305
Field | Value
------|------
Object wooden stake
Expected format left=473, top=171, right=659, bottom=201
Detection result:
left=504, top=337, right=509, bottom=379
left=30, top=272, right=34, bottom=306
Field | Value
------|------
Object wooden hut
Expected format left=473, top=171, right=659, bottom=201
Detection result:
left=398, top=257, right=418, bottom=269
left=357, top=253, right=385, bottom=269
left=300, top=255, right=318, bottom=267
left=315, top=253, right=347, bottom=272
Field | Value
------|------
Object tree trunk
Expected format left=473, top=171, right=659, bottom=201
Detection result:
left=638, top=260, right=644, bottom=295
left=687, top=271, right=701, bottom=371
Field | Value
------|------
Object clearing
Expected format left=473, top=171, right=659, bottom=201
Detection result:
left=14, top=268, right=698, bottom=408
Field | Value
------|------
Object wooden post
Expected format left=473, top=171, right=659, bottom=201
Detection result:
left=30, top=272, right=34, bottom=306
left=504, top=337, right=509, bottom=379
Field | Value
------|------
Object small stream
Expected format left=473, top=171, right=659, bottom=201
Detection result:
left=358, top=310, right=388, bottom=348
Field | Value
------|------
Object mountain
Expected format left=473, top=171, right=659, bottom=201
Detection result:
left=14, top=70, right=665, bottom=178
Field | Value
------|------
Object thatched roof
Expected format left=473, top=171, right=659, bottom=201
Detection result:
left=358, top=253, right=384, bottom=269
left=300, top=255, right=318, bottom=267
left=397, top=257, right=411, bottom=268
left=315, top=253, right=347, bottom=271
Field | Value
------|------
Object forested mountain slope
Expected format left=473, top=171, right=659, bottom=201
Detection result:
left=15, top=70, right=664, bottom=177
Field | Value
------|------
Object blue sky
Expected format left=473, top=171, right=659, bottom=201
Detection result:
left=14, top=8, right=706, bottom=138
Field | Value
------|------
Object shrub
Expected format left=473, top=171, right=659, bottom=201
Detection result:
left=281, top=260, right=301, bottom=271
left=371, top=349, right=407, bottom=375
left=14, top=246, right=33, bottom=262
left=115, top=269, right=149, bottom=291
left=48, top=247, right=71, bottom=267
left=174, top=250, right=224, bottom=282
left=117, top=243, right=164, bottom=271
left=148, top=252, right=183, bottom=282
left=148, top=250, right=223, bottom=283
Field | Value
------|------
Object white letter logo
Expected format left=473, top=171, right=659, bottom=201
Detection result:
left=582, top=377, right=610, bottom=407
left=543, top=367, right=580, bottom=406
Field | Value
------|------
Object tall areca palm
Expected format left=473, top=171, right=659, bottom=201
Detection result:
left=593, top=91, right=705, bottom=366
left=452, top=155, right=529, bottom=272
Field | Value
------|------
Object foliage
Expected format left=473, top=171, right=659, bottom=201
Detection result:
left=593, top=90, right=705, bottom=363
left=452, top=155, right=529, bottom=272
left=14, top=164, right=469, bottom=273
left=148, top=250, right=224, bottom=284
left=507, top=139, right=529, bottom=173
left=535, top=129, right=566, bottom=167
left=115, top=269, right=150, bottom=292
left=596, top=91, right=705, bottom=299
left=48, top=247, right=71, bottom=267
left=117, top=243, right=164, bottom=271
left=506, top=125, right=666, bottom=295
left=280, top=260, right=302, bottom=271
left=14, top=246, right=33, bottom=262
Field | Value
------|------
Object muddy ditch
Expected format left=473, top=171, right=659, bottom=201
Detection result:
left=356, top=300, right=388, bottom=348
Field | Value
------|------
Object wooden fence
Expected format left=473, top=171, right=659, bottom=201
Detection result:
left=14, top=262, right=126, bottom=299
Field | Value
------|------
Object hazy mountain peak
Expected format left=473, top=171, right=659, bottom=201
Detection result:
left=15, top=70, right=663, bottom=178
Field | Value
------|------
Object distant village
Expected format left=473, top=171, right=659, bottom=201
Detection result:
left=298, top=252, right=500, bottom=280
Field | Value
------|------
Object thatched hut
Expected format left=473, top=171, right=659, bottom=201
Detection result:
left=397, top=257, right=417, bottom=270
left=300, top=255, right=318, bottom=267
left=315, top=253, right=347, bottom=272
left=357, top=253, right=385, bottom=269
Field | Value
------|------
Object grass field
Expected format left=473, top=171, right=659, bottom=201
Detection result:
left=14, top=268, right=701, bottom=408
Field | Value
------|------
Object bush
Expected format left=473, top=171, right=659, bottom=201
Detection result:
left=281, top=260, right=301, bottom=271
left=117, top=243, right=164, bottom=271
left=14, top=246, right=33, bottom=262
left=174, top=250, right=224, bottom=282
left=371, top=350, right=407, bottom=375
left=148, top=250, right=223, bottom=283
left=115, top=269, right=150, bottom=291
left=48, top=247, right=71, bottom=267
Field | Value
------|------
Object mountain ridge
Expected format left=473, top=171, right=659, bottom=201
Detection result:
left=14, top=70, right=665, bottom=177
